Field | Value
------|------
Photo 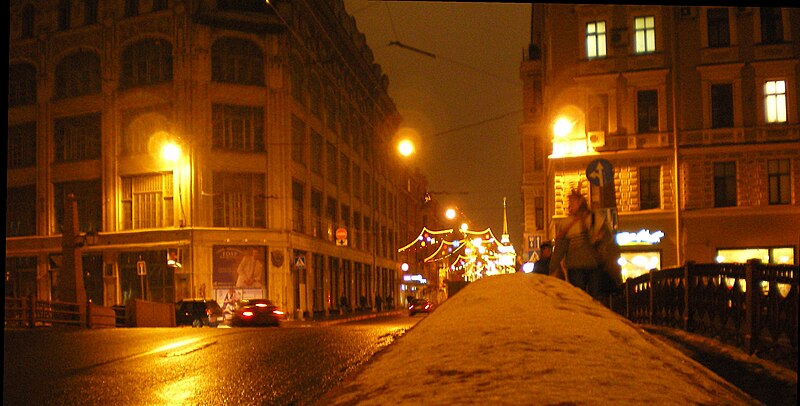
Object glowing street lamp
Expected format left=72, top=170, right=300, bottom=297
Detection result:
left=445, top=208, right=457, bottom=220
left=162, top=142, right=181, bottom=162
left=398, top=139, right=415, bottom=157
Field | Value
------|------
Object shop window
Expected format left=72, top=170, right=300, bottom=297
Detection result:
left=716, top=247, right=794, bottom=265
left=8, top=122, right=36, bottom=169
left=586, top=20, right=607, bottom=59
left=212, top=172, right=266, bottom=228
left=633, top=16, right=655, bottom=54
left=55, top=50, right=101, bottom=99
left=768, top=159, right=791, bottom=205
left=5, top=257, right=37, bottom=298
left=639, top=166, right=660, bottom=210
left=713, top=161, right=737, bottom=207
left=211, top=37, right=264, bottom=86
left=707, top=8, right=730, bottom=48
left=6, top=186, right=36, bottom=237
left=764, top=80, right=787, bottom=124
left=618, top=251, right=661, bottom=281
left=212, top=104, right=265, bottom=152
left=121, top=172, right=174, bottom=230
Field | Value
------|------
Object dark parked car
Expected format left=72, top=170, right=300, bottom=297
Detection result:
left=231, top=299, right=285, bottom=327
left=408, top=298, right=433, bottom=316
left=175, top=299, right=224, bottom=327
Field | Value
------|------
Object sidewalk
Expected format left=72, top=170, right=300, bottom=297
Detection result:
left=282, top=309, right=407, bottom=328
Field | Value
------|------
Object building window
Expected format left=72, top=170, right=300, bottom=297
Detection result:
left=120, top=39, right=172, bottom=89
left=636, top=90, right=659, bottom=133
left=212, top=104, right=264, bottom=152
left=21, top=5, right=35, bottom=38
left=534, top=196, right=544, bottom=231
left=54, top=113, right=101, bottom=162
left=9, top=63, right=37, bottom=107
left=309, top=76, right=322, bottom=118
left=291, top=115, right=306, bottom=165
left=289, top=56, right=305, bottom=103
left=353, top=211, right=361, bottom=249
left=8, top=122, right=36, bottom=169
left=764, top=80, right=787, bottom=123
left=211, top=37, right=264, bottom=86
left=713, top=162, right=737, bottom=207
left=55, top=51, right=101, bottom=99
left=760, top=7, right=783, bottom=44
left=768, top=159, right=791, bottom=205
left=152, top=0, right=168, bottom=12
left=124, top=0, right=138, bottom=17
left=340, top=153, right=351, bottom=193
left=58, top=0, right=71, bottom=31
left=707, top=8, right=730, bottom=48
left=6, top=186, right=36, bottom=236
left=634, top=16, right=655, bottom=54
left=587, top=94, right=609, bottom=133
left=292, top=180, right=305, bottom=233
left=121, top=173, right=174, bottom=230
left=326, top=196, right=338, bottom=242
left=310, top=130, right=323, bottom=174
left=84, top=0, right=98, bottom=24
left=586, top=21, right=607, bottom=59
left=639, top=166, right=661, bottom=210
left=311, top=189, right=322, bottom=238
left=325, top=89, right=338, bottom=132
left=53, top=180, right=102, bottom=233
left=212, top=172, right=266, bottom=228
left=327, top=141, right=338, bottom=185
left=711, top=83, right=733, bottom=128
left=353, top=164, right=362, bottom=199
left=121, top=110, right=170, bottom=156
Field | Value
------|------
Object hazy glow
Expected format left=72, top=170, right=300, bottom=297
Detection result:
left=162, top=143, right=181, bottom=162
left=445, top=208, right=457, bottom=219
left=460, top=223, right=469, bottom=232
left=552, top=117, right=575, bottom=138
left=398, top=139, right=415, bottom=157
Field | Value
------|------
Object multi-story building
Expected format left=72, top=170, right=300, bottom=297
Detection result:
left=520, top=5, right=799, bottom=280
left=6, top=0, right=428, bottom=318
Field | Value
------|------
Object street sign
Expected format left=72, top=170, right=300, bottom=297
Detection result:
left=586, top=159, right=614, bottom=187
left=136, top=260, right=147, bottom=276
left=335, top=228, right=347, bottom=241
left=294, top=255, right=306, bottom=270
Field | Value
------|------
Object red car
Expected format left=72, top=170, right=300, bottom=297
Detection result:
left=231, top=299, right=285, bottom=327
left=408, top=298, right=434, bottom=316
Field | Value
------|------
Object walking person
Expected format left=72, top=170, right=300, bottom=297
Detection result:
left=550, top=189, right=603, bottom=298
left=533, top=242, right=552, bottom=275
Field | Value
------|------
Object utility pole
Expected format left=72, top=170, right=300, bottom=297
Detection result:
left=60, top=193, right=87, bottom=324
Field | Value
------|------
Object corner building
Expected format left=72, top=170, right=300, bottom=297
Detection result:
left=7, top=0, right=421, bottom=317
left=520, top=5, right=799, bottom=279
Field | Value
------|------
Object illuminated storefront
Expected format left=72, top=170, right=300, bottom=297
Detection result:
left=716, top=247, right=795, bottom=265
left=616, top=228, right=666, bottom=281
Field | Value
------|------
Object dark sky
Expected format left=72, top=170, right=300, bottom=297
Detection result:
left=343, top=0, right=532, bottom=247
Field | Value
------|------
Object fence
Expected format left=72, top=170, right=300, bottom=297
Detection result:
left=4, top=297, right=118, bottom=328
left=605, top=260, right=798, bottom=368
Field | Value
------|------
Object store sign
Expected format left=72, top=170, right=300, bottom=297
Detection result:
left=403, top=274, right=428, bottom=284
left=616, top=229, right=664, bottom=246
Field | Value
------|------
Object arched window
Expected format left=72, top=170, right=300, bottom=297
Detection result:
left=211, top=37, right=264, bottom=86
left=120, top=39, right=173, bottom=89
left=21, top=4, right=35, bottom=38
left=55, top=50, right=101, bottom=99
left=8, top=63, right=37, bottom=107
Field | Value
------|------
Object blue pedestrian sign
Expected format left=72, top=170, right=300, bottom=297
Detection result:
left=586, top=159, right=614, bottom=187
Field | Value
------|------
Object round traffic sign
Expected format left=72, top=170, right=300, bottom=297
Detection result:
left=335, top=228, right=347, bottom=240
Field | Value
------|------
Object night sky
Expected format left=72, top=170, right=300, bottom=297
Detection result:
left=343, top=1, right=531, bottom=246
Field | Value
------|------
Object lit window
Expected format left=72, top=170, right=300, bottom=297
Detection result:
left=586, top=21, right=607, bottom=59
left=634, top=16, right=655, bottom=54
left=764, top=80, right=787, bottom=123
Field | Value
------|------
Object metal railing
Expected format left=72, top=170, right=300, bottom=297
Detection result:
left=605, top=260, right=798, bottom=368
left=4, top=296, right=82, bottom=328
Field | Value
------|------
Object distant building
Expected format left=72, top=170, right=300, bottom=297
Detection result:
left=520, top=5, right=799, bottom=280
left=6, top=0, right=430, bottom=317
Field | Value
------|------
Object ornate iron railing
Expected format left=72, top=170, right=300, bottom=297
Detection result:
left=606, top=260, right=798, bottom=368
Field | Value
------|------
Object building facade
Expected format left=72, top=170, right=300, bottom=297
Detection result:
left=520, top=5, right=799, bottom=280
left=7, top=0, right=427, bottom=318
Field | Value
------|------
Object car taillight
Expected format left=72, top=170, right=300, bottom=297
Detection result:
left=242, top=311, right=254, bottom=318
left=425, top=304, right=431, bottom=310
left=206, top=309, right=212, bottom=316
left=273, top=310, right=284, bottom=316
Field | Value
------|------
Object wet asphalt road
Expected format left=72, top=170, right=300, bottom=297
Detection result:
left=4, top=316, right=419, bottom=405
